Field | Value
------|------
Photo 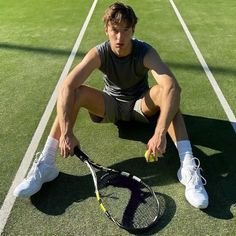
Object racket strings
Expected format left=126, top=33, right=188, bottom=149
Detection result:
left=121, top=190, right=158, bottom=228
left=98, top=173, right=159, bottom=230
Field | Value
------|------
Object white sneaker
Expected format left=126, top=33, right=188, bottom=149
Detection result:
left=13, top=153, right=59, bottom=197
left=177, top=157, right=209, bottom=209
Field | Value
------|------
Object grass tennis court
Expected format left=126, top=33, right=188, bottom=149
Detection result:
left=0, top=0, right=236, bottom=235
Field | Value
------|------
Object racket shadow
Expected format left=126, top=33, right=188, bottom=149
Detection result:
left=30, top=171, right=176, bottom=234
left=134, top=192, right=176, bottom=236
left=106, top=157, right=177, bottom=233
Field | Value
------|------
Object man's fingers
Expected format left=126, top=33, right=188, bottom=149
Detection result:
left=60, top=143, right=69, bottom=158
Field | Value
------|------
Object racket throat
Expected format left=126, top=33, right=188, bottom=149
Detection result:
left=96, top=191, right=106, bottom=213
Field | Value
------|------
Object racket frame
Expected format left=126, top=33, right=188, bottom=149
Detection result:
left=74, top=146, right=160, bottom=232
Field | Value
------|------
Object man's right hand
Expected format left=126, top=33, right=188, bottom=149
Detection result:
left=59, top=133, right=80, bottom=158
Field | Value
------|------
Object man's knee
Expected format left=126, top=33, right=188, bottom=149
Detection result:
left=145, top=85, right=162, bottom=108
left=75, top=85, right=89, bottom=107
left=75, top=85, right=106, bottom=118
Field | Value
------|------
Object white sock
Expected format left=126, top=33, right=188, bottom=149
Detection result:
left=175, top=140, right=195, bottom=166
left=40, top=136, right=59, bottom=164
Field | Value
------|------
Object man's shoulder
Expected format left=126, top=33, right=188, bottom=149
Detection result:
left=132, top=38, right=152, bottom=57
left=133, top=38, right=152, bottom=48
left=96, top=40, right=110, bottom=52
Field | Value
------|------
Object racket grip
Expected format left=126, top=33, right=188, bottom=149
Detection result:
left=74, top=146, right=88, bottom=161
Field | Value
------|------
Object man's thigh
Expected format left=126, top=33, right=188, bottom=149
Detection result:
left=140, top=85, right=161, bottom=117
left=132, top=85, right=161, bottom=123
left=88, top=91, right=119, bottom=123
left=77, top=85, right=106, bottom=119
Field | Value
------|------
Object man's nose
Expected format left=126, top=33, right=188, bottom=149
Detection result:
left=116, top=31, right=123, bottom=40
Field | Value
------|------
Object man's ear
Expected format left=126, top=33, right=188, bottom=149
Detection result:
left=104, top=26, right=108, bottom=36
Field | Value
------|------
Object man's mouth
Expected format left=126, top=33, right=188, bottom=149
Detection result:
left=116, top=43, right=124, bottom=48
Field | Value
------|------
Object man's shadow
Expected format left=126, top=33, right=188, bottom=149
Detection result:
left=183, top=115, right=236, bottom=220
left=116, top=115, right=236, bottom=220
left=31, top=121, right=177, bottom=234
left=31, top=114, right=236, bottom=233
left=32, top=173, right=174, bottom=234
left=31, top=159, right=176, bottom=235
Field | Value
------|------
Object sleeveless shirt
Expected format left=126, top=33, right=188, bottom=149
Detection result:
left=96, top=39, right=151, bottom=101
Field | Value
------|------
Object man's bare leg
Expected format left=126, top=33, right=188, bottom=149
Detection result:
left=167, top=111, right=189, bottom=143
left=141, top=85, right=209, bottom=209
left=13, top=85, right=106, bottom=197
left=50, top=85, right=106, bottom=140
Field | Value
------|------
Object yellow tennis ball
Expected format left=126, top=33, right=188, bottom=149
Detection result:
left=144, top=150, right=158, bottom=162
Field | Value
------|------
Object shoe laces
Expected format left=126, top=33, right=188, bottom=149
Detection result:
left=26, top=152, right=45, bottom=179
left=184, top=157, right=207, bottom=188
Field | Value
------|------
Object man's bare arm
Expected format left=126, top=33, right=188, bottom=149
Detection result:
left=144, top=47, right=181, bottom=154
left=57, top=47, right=101, bottom=156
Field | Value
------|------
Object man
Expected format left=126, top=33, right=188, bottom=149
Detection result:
left=14, top=2, right=208, bottom=209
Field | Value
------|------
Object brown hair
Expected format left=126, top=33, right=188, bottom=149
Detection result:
left=103, top=2, right=138, bottom=29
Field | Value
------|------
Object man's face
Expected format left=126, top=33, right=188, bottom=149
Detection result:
left=105, top=20, right=134, bottom=57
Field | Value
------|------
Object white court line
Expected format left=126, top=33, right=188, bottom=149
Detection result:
left=0, top=0, right=98, bottom=234
left=169, top=0, right=236, bottom=133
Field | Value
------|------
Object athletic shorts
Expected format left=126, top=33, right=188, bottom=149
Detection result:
left=89, top=91, right=159, bottom=124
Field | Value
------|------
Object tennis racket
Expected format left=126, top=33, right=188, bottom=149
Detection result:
left=74, top=146, right=162, bottom=232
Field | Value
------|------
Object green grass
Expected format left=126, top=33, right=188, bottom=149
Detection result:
left=0, top=0, right=236, bottom=235
left=0, top=0, right=91, bottom=203
left=174, top=0, right=236, bottom=115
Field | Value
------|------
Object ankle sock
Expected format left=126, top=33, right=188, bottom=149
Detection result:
left=40, top=136, right=59, bottom=164
left=175, top=140, right=195, bottom=166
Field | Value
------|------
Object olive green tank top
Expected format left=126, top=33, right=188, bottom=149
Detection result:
left=96, top=39, right=151, bottom=101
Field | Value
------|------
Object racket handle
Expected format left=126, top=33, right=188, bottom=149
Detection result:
left=74, top=146, right=89, bottom=162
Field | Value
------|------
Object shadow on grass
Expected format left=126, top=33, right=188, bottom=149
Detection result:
left=167, top=61, right=236, bottom=77
left=116, top=115, right=236, bottom=220
left=31, top=158, right=176, bottom=235
left=183, top=115, right=236, bottom=220
left=31, top=114, right=236, bottom=234
left=0, top=42, right=86, bottom=58
left=31, top=119, right=176, bottom=234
